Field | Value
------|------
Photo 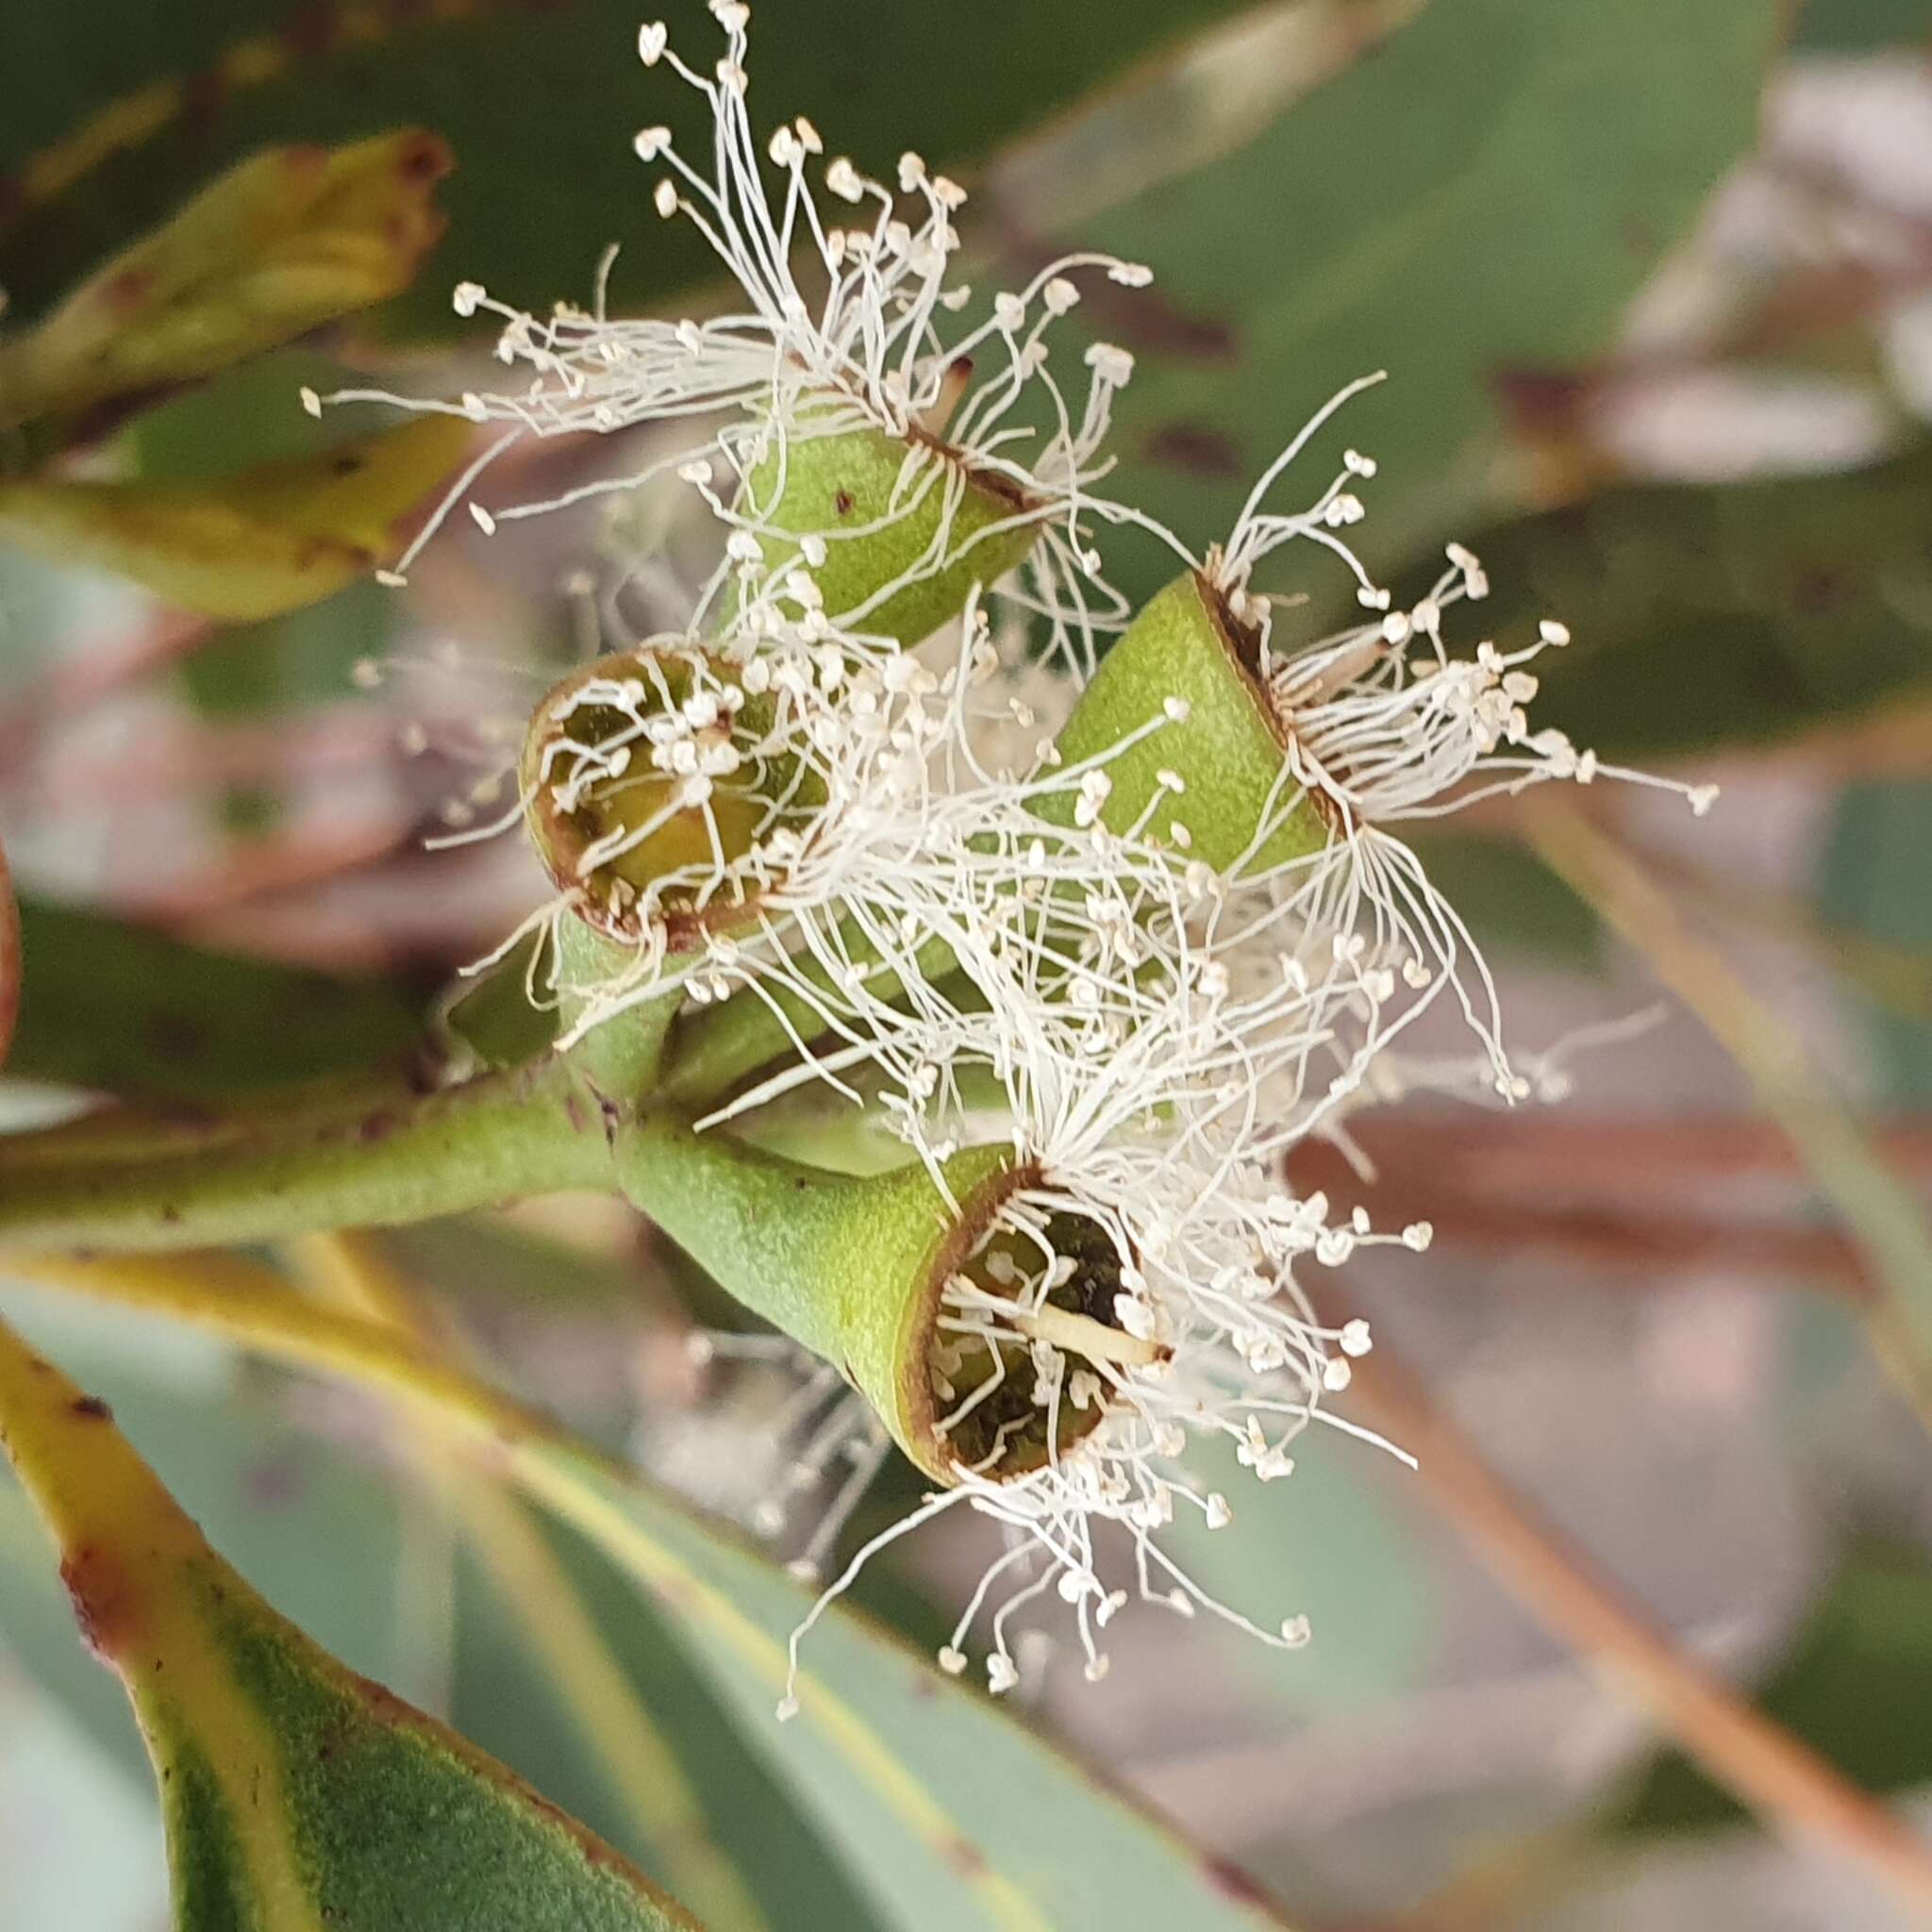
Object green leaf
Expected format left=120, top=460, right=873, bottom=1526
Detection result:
left=1072, top=0, right=1783, bottom=605
left=127, top=345, right=403, bottom=479
left=122, top=354, right=412, bottom=838
left=1792, top=0, right=1932, bottom=51
left=1405, top=832, right=1604, bottom=968
left=1351, top=445, right=1932, bottom=763
left=12, top=1250, right=1301, bottom=1932
left=435, top=931, right=562, bottom=1075
left=0, top=1312, right=698, bottom=1930
left=8, top=896, right=424, bottom=1100
left=181, top=580, right=393, bottom=717
left=1161, top=1436, right=1433, bottom=1718
left=1815, top=779, right=1932, bottom=1107
left=0, top=413, right=472, bottom=619
left=0, top=834, right=17, bottom=1074
left=0, top=1288, right=859, bottom=1932
left=0, top=133, right=448, bottom=434
left=454, top=1514, right=891, bottom=1932
left=532, top=1443, right=1297, bottom=1932
left=0, top=0, right=1257, bottom=343
left=0, top=1320, right=413, bottom=1792
left=0, top=1475, right=151, bottom=1784
left=1608, top=1540, right=1932, bottom=1836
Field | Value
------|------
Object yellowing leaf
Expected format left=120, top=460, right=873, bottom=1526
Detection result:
left=0, top=414, right=471, bottom=618
left=0, top=132, right=449, bottom=431
left=7, top=1253, right=1298, bottom=1932
left=0, top=1313, right=698, bottom=1932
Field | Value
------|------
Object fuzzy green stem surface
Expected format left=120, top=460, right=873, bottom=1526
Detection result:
left=552, top=921, right=679, bottom=1099
left=615, top=1111, right=1011, bottom=1474
left=0, top=1058, right=617, bottom=1253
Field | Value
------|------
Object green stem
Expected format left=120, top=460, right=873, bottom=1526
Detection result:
left=660, top=929, right=960, bottom=1108
left=614, top=1111, right=865, bottom=1361
left=552, top=920, right=679, bottom=1098
left=0, top=1067, right=432, bottom=1169
left=0, top=1058, right=617, bottom=1252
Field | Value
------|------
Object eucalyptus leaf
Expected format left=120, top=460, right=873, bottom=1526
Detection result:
left=1607, top=1540, right=1932, bottom=1837
left=1405, top=832, right=1604, bottom=969
left=0, top=1347, right=413, bottom=1792
left=436, top=931, right=561, bottom=1075
left=0, top=0, right=1257, bottom=343
left=454, top=1515, right=890, bottom=1932
left=1815, top=780, right=1932, bottom=1107
left=1162, top=1436, right=1433, bottom=1717
left=8, top=896, right=424, bottom=1100
left=0, top=132, right=448, bottom=435
left=6, top=1250, right=1301, bottom=1932
left=525, top=1441, right=1298, bottom=1932
left=1066, top=0, right=1784, bottom=607
left=1792, top=0, right=1932, bottom=51
left=1339, top=445, right=1932, bottom=763
left=0, top=414, right=472, bottom=619
left=0, top=834, right=17, bottom=1073
left=128, top=345, right=425, bottom=490
left=0, top=1476, right=150, bottom=1785
left=0, top=1291, right=856, bottom=1932
left=0, top=1313, right=698, bottom=1930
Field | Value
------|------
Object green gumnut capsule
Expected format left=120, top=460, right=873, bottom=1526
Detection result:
left=1047, top=570, right=1334, bottom=874
left=617, top=1119, right=1148, bottom=1486
left=741, top=415, right=1041, bottom=647
left=520, top=644, right=818, bottom=947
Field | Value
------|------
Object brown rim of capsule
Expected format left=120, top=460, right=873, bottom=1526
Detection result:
left=1196, top=548, right=1348, bottom=835
left=796, top=355, right=1043, bottom=516
left=518, top=645, right=803, bottom=949
left=904, top=1160, right=1169, bottom=1485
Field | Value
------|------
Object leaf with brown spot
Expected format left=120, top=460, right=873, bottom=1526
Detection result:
left=7, top=1250, right=1303, bottom=1932
left=0, top=132, right=448, bottom=434
left=0, top=1313, right=700, bottom=1932
left=0, top=413, right=471, bottom=619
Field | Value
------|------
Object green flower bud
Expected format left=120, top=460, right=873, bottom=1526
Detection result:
left=741, top=409, right=1042, bottom=647
left=617, top=1118, right=1155, bottom=1484
left=1047, top=570, right=1333, bottom=874
left=519, top=644, right=816, bottom=947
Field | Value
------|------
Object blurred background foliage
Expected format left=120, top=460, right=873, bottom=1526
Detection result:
left=3, top=0, right=1932, bottom=1927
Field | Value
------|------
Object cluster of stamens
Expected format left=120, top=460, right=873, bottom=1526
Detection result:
left=381, top=0, right=1717, bottom=1704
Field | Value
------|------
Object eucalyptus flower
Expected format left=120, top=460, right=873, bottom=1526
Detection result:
left=1057, top=382, right=1721, bottom=1093
left=325, top=0, right=1147, bottom=670
left=749, top=955, right=1432, bottom=1703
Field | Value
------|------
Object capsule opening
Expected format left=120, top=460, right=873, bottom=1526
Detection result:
left=520, top=645, right=819, bottom=945
left=926, top=1199, right=1160, bottom=1483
